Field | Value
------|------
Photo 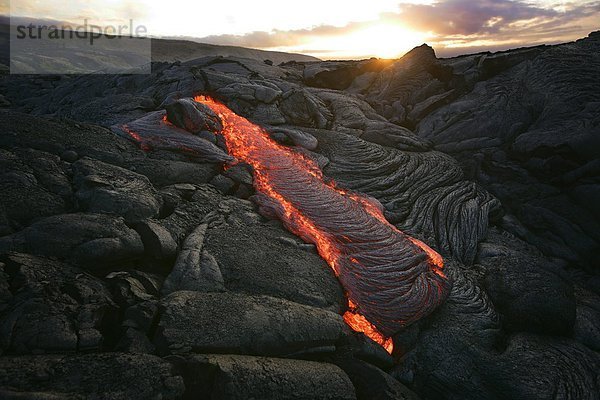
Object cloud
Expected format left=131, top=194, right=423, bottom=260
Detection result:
left=397, top=0, right=600, bottom=56
left=189, top=0, right=599, bottom=58
left=6, top=0, right=149, bottom=28
left=391, top=0, right=560, bottom=35
left=196, top=23, right=361, bottom=48
left=3, top=0, right=598, bottom=58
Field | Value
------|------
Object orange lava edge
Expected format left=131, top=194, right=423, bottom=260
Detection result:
left=194, top=95, right=444, bottom=354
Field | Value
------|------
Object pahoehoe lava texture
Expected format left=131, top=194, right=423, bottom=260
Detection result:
left=200, top=96, right=451, bottom=338
left=2, top=31, right=598, bottom=399
left=125, top=95, right=451, bottom=343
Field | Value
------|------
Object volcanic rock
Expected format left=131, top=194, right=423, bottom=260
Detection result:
left=134, top=219, right=178, bottom=260
left=414, top=35, right=600, bottom=271
left=304, top=61, right=369, bottom=90
left=124, top=158, right=218, bottom=188
left=153, top=291, right=345, bottom=356
left=354, top=44, right=450, bottom=127
left=1, top=32, right=599, bottom=400
left=0, top=111, right=143, bottom=165
left=479, top=239, right=576, bottom=336
left=343, top=334, right=394, bottom=370
left=158, top=184, right=224, bottom=243
left=395, top=265, right=600, bottom=399
left=0, top=213, right=144, bottom=269
left=115, top=111, right=233, bottom=163
left=0, top=253, right=117, bottom=354
left=161, top=224, right=225, bottom=295
left=60, top=149, right=79, bottom=163
left=73, top=157, right=163, bottom=223
left=203, top=204, right=345, bottom=310
left=122, top=300, right=159, bottom=333
left=335, top=355, right=419, bottom=400
left=210, top=174, right=237, bottom=194
left=482, top=333, right=600, bottom=399
left=116, top=327, right=157, bottom=354
left=176, top=354, right=357, bottom=400
left=223, top=162, right=254, bottom=185
left=165, top=98, right=223, bottom=133
left=105, top=270, right=162, bottom=307
left=0, top=353, right=184, bottom=399
left=0, top=147, right=73, bottom=227
left=114, top=299, right=160, bottom=354
left=574, top=288, right=600, bottom=352
left=265, top=126, right=319, bottom=150
left=254, top=84, right=282, bottom=103
left=312, top=128, right=500, bottom=264
left=279, top=88, right=332, bottom=128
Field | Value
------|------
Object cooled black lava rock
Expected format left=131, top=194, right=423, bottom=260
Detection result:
left=131, top=158, right=218, bottom=187
left=134, top=219, right=178, bottom=261
left=482, top=253, right=575, bottom=336
left=161, top=224, right=225, bottom=295
left=414, top=33, right=600, bottom=272
left=73, top=157, right=163, bottom=223
left=153, top=291, right=345, bottom=356
left=165, top=98, right=224, bottom=134
left=175, top=354, right=357, bottom=400
left=0, top=253, right=117, bottom=354
left=334, top=355, right=419, bottom=400
left=114, top=111, right=233, bottom=163
left=0, top=213, right=144, bottom=269
left=0, top=147, right=70, bottom=228
left=0, top=32, right=598, bottom=400
left=0, top=353, right=185, bottom=399
left=203, top=203, right=345, bottom=310
left=105, top=270, right=162, bottom=307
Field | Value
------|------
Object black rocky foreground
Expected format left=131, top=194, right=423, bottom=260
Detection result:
left=0, top=31, right=598, bottom=399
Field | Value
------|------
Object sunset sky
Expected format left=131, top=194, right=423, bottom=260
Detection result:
left=4, top=0, right=599, bottom=59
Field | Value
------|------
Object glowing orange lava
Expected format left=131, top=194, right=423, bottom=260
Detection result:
left=344, top=300, right=394, bottom=353
left=121, top=125, right=151, bottom=151
left=194, top=95, right=448, bottom=354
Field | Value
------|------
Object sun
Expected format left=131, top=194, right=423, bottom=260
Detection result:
left=277, top=23, right=427, bottom=60
left=343, top=23, right=427, bottom=59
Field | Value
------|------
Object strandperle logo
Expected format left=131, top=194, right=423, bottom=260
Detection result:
left=14, top=19, right=148, bottom=45
left=9, top=17, right=152, bottom=74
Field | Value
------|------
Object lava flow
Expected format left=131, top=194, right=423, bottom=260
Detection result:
left=193, top=95, right=451, bottom=354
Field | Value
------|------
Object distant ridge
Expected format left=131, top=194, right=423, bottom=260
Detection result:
left=0, top=16, right=320, bottom=68
left=152, top=37, right=320, bottom=64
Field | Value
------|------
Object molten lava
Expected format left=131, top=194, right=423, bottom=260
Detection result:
left=121, top=125, right=151, bottom=152
left=193, top=95, right=451, bottom=354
